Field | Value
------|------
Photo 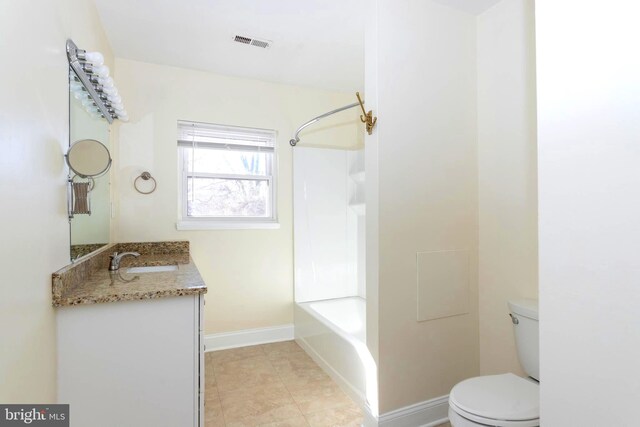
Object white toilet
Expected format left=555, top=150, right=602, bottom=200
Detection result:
left=448, top=299, right=539, bottom=427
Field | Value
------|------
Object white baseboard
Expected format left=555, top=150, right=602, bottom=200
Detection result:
left=375, top=395, right=449, bottom=427
left=204, top=324, right=294, bottom=352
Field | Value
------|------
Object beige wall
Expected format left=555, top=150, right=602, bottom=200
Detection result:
left=477, top=0, right=538, bottom=376
left=112, top=59, right=360, bottom=334
left=0, top=0, right=112, bottom=402
left=371, top=0, right=479, bottom=413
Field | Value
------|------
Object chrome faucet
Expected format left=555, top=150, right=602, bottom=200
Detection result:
left=109, top=251, right=140, bottom=271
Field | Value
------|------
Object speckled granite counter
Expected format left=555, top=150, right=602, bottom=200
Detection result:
left=52, top=241, right=206, bottom=307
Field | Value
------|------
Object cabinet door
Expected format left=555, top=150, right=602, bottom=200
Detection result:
left=58, top=296, right=198, bottom=427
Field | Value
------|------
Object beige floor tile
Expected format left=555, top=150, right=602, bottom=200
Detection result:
left=206, top=353, right=218, bottom=385
left=278, top=366, right=332, bottom=391
left=205, top=382, right=219, bottom=402
left=204, top=342, right=369, bottom=426
left=205, top=369, right=217, bottom=386
left=270, top=352, right=320, bottom=376
left=206, top=353, right=216, bottom=366
left=259, top=416, right=310, bottom=427
left=304, top=402, right=363, bottom=427
left=215, top=355, right=281, bottom=393
left=205, top=418, right=226, bottom=427
left=221, top=383, right=303, bottom=426
left=274, top=352, right=331, bottom=391
left=210, top=345, right=266, bottom=365
left=261, top=341, right=304, bottom=360
left=205, top=398, right=226, bottom=427
left=220, top=382, right=289, bottom=401
left=205, top=375, right=217, bottom=386
left=274, top=349, right=313, bottom=363
left=205, top=358, right=220, bottom=403
left=288, top=379, right=354, bottom=414
left=204, top=366, right=217, bottom=386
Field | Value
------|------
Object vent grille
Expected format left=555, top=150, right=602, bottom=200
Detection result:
left=233, top=35, right=271, bottom=49
left=234, top=35, right=251, bottom=45
left=250, top=39, right=270, bottom=49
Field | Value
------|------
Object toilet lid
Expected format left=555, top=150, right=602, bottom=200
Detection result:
left=449, top=373, right=539, bottom=422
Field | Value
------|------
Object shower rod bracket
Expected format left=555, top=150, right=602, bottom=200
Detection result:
left=289, top=92, right=378, bottom=146
left=356, top=92, right=377, bottom=135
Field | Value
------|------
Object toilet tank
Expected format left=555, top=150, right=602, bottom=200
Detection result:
left=508, top=299, right=539, bottom=381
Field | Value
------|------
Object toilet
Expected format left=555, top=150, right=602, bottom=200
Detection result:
left=448, top=299, right=539, bottom=427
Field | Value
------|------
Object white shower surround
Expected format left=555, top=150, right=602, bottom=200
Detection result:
left=293, top=147, right=361, bottom=303
left=293, top=146, right=376, bottom=414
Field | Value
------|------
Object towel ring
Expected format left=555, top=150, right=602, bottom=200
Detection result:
left=134, top=171, right=157, bottom=194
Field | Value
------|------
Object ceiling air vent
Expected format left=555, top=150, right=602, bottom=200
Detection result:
left=233, top=35, right=271, bottom=49
left=234, top=35, right=251, bottom=45
left=250, top=39, right=270, bottom=49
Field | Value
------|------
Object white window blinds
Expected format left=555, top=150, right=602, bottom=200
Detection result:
left=177, top=120, right=276, bottom=151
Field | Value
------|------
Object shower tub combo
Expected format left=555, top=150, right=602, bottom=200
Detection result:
left=295, top=297, right=377, bottom=413
left=292, top=143, right=377, bottom=416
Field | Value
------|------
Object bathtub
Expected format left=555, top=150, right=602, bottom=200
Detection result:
left=295, top=296, right=378, bottom=417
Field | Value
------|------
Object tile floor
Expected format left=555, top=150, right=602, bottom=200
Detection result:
left=204, top=340, right=452, bottom=427
left=204, top=340, right=364, bottom=427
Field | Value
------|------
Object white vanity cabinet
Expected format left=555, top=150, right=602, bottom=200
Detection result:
left=57, top=294, right=204, bottom=427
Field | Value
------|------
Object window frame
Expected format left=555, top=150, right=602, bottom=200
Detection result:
left=176, top=121, right=279, bottom=230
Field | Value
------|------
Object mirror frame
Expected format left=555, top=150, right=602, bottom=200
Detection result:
left=66, top=138, right=112, bottom=178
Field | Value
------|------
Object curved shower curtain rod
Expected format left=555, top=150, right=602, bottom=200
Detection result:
left=289, top=102, right=359, bottom=147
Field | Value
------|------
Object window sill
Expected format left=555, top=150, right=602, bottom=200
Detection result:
left=176, top=220, right=281, bottom=230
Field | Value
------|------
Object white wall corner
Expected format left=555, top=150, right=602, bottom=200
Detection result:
left=204, top=324, right=294, bottom=352
left=376, top=396, right=449, bottom=427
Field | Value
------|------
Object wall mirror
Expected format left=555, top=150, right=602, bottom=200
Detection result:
left=66, top=139, right=111, bottom=177
left=68, top=68, right=112, bottom=260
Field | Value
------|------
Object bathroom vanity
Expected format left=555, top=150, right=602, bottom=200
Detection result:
left=52, top=242, right=206, bottom=427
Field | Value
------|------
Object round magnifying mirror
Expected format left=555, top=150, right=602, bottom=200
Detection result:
left=66, top=139, right=112, bottom=178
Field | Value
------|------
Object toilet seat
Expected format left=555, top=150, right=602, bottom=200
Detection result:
left=449, top=373, right=539, bottom=427
left=449, top=402, right=539, bottom=427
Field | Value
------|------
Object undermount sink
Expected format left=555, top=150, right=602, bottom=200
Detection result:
left=126, top=265, right=178, bottom=274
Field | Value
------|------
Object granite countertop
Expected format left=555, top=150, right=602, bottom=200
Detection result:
left=52, top=242, right=207, bottom=307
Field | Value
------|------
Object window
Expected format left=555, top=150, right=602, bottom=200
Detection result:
left=177, top=120, right=278, bottom=230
